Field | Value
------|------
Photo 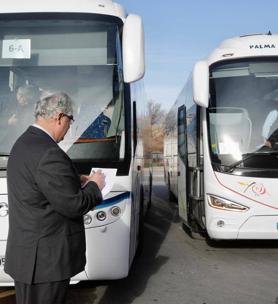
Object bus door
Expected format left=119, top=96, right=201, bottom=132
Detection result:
left=177, top=105, right=188, bottom=222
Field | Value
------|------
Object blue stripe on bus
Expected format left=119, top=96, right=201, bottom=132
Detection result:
left=95, top=192, right=130, bottom=209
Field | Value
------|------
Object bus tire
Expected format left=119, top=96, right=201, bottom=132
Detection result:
left=182, top=222, right=206, bottom=240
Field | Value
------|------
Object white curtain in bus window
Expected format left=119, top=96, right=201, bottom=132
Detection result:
left=60, top=66, right=113, bottom=151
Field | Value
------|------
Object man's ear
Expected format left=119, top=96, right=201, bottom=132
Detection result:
left=57, top=113, right=63, bottom=125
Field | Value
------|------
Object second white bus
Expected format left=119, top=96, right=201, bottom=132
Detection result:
left=165, top=33, right=278, bottom=240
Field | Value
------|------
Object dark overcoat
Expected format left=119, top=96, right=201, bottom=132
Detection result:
left=4, top=126, right=102, bottom=284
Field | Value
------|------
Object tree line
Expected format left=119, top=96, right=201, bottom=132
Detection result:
left=140, top=100, right=166, bottom=162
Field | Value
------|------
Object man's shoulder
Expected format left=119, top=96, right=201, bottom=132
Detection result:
left=19, top=126, right=54, bottom=144
left=11, top=126, right=57, bottom=159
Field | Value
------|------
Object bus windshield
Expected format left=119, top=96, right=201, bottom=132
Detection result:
left=209, top=59, right=278, bottom=175
left=0, top=14, right=125, bottom=169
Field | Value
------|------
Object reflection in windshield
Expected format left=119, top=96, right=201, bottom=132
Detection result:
left=209, top=59, right=278, bottom=173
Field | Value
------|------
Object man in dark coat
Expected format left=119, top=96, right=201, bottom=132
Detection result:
left=4, top=92, right=105, bottom=304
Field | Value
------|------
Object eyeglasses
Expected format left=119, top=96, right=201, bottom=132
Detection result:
left=61, top=113, right=75, bottom=124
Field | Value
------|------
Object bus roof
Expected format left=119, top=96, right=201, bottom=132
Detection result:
left=0, top=0, right=126, bottom=20
left=207, top=33, right=278, bottom=65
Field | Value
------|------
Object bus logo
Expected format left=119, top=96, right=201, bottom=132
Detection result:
left=238, top=181, right=269, bottom=197
left=249, top=44, right=276, bottom=49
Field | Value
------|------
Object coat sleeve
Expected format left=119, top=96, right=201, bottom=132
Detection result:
left=35, top=146, right=103, bottom=218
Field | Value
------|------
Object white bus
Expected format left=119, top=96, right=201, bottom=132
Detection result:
left=0, top=0, right=151, bottom=285
left=165, top=33, right=278, bottom=240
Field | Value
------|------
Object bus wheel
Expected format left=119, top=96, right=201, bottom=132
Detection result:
left=182, top=222, right=206, bottom=240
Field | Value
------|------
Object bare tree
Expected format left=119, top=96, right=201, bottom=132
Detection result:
left=141, top=100, right=166, bottom=158
left=147, top=100, right=165, bottom=125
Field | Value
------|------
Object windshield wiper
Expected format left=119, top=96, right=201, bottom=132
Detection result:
left=224, top=150, right=278, bottom=173
left=0, top=153, right=9, bottom=157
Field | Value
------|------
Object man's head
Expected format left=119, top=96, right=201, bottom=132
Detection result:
left=34, top=92, right=74, bottom=142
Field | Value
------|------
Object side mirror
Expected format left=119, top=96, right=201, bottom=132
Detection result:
left=123, top=14, right=145, bottom=83
left=192, top=61, right=209, bottom=108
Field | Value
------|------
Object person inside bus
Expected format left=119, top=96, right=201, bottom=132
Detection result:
left=262, top=111, right=278, bottom=148
left=3, top=84, right=41, bottom=150
left=261, top=89, right=278, bottom=148
left=4, top=92, right=106, bottom=304
left=8, top=84, right=40, bottom=127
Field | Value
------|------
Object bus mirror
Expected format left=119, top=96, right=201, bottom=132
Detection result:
left=123, top=14, right=145, bottom=83
left=193, top=61, right=209, bottom=108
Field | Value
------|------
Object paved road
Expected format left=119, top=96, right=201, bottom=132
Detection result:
left=2, top=166, right=278, bottom=304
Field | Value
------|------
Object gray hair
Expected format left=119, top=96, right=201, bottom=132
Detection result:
left=34, top=92, right=74, bottom=120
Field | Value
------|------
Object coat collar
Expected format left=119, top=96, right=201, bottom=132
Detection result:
left=27, top=125, right=57, bottom=144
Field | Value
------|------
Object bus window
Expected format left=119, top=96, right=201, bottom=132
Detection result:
left=0, top=16, right=126, bottom=166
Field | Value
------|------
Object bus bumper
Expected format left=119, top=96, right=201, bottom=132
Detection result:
left=237, top=215, right=278, bottom=239
left=207, top=215, right=278, bottom=239
left=0, top=241, right=13, bottom=286
left=1, top=216, right=131, bottom=285
left=80, top=218, right=130, bottom=280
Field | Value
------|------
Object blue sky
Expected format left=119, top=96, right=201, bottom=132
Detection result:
left=118, top=0, right=278, bottom=110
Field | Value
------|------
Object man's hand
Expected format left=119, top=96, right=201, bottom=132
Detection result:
left=88, top=170, right=106, bottom=191
left=80, top=175, right=88, bottom=185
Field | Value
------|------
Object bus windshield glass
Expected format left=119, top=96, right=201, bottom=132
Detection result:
left=209, top=59, right=278, bottom=175
left=0, top=15, right=125, bottom=168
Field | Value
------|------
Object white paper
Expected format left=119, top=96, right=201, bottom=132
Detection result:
left=82, top=168, right=117, bottom=198
left=2, top=39, right=31, bottom=59
left=219, top=141, right=240, bottom=155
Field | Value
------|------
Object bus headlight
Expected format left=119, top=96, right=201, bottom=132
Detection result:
left=0, top=202, right=8, bottom=217
left=96, top=211, right=107, bottom=221
left=207, top=195, right=249, bottom=212
left=111, top=206, right=121, bottom=217
left=83, top=214, right=92, bottom=225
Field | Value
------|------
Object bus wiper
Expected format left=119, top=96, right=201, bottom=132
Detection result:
left=0, top=153, right=9, bottom=157
left=225, top=150, right=278, bottom=173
